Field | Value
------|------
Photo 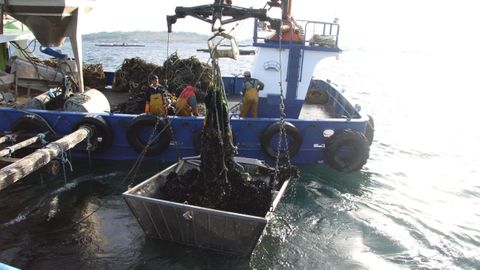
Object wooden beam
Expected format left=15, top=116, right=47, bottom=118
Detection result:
left=0, top=135, right=10, bottom=144
left=0, top=135, right=40, bottom=157
left=0, top=156, right=20, bottom=165
left=0, top=127, right=91, bottom=190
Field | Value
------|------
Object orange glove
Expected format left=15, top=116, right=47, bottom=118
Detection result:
left=145, top=102, right=150, bottom=113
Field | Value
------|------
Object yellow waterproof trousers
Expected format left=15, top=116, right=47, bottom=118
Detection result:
left=240, top=88, right=259, bottom=117
left=175, top=97, right=190, bottom=116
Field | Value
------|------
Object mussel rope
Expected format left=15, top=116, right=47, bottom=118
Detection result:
left=205, top=32, right=237, bottom=181
left=212, top=59, right=228, bottom=179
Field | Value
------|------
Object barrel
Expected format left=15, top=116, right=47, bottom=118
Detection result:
left=63, top=89, right=110, bottom=113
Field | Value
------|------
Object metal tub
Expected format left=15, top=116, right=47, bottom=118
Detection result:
left=122, top=156, right=289, bottom=256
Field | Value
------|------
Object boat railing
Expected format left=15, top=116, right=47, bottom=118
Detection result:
left=253, top=19, right=340, bottom=51
left=310, top=79, right=360, bottom=119
left=299, top=20, right=340, bottom=49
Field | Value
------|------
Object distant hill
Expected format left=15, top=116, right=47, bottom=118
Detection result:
left=83, top=31, right=209, bottom=43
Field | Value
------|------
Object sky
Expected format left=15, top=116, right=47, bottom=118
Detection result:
left=81, top=0, right=479, bottom=52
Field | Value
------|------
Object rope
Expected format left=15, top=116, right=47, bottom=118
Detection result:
left=165, top=32, right=171, bottom=89
left=4, top=146, right=14, bottom=157
left=49, top=142, right=73, bottom=185
left=161, top=32, right=181, bottom=161
left=122, top=115, right=171, bottom=186
left=11, top=109, right=58, bottom=135
left=37, top=132, right=48, bottom=145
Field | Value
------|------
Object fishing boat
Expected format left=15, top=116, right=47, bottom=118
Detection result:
left=197, top=48, right=255, bottom=55
left=95, top=43, right=145, bottom=47
left=0, top=0, right=373, bottom=183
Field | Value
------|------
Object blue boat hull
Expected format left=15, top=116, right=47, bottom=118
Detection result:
left=0, top=80, right=371, bottom=168
left=0, top=108, right=367, bottom=164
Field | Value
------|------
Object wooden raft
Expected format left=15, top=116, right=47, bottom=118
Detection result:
left=0, top=127, right=91, bottom=191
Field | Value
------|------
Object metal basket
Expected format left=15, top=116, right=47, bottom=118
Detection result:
left=122, top=156, right=289, bottom=256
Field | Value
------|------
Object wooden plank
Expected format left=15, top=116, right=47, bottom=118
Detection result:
left=0, top=127, right=91, bottom=190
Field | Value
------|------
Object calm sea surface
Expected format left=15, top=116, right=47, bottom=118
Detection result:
left=1, top=39, right=479, bottom=270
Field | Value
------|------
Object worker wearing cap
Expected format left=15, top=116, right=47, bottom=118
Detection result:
left=240, top=71, right=264, bottom=118
left=145, top=74, right=167, bottom=116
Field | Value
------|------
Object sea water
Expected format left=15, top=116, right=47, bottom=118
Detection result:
left=1, top=39, right=479, bottom=270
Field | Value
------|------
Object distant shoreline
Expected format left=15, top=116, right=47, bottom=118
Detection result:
left=95, top=43, right=145, bottom=47
left=83, top=30, right=252, bottom=44
left=83, top=31, right=209, bottom=43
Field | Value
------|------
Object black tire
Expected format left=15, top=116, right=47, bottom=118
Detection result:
left=126, top=114, right=171, bottom=156
left=11, top=114, right=55, bottom=134
left=74, top=114, right=113, bottom=152
left=365, top=115, right=375, bottom=145
left=260, top=121, right=303, bottom=160
left=325, top=129, right=369, bottom=172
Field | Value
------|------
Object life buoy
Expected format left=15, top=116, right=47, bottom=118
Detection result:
left=11, top=114, right=55, bottom=134
left=325, top=129, right=369, bottom=172
left=74, top=114, right=113, bottom=152
left=365, top=115, right=375, bottom=145
left=260, top=121, right=302, bottom=159
left=127, top=113, right=171, bottom=156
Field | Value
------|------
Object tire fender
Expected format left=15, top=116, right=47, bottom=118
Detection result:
left=126, top=113, right=171, bottom=156
left=325, top=128, right=369, bottom=172
left=365, top=114, right=375, bottom=145
left=260, top=121, right=302, bottom=160
left=11, top=114, right=55, bottom=134
left=74, top=114, right=113, bottom=152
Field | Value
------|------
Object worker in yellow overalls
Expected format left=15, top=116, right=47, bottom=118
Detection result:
left=176, top=83, right=200, bottom=116
left=145, top=74, right=167, bottom=116
left=240, top=71, right=264, bottom=118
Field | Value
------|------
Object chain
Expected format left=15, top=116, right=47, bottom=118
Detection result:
left=273, top=17, right=293, bottom=183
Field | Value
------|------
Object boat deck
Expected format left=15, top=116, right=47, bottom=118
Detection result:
left=224, top=93, right=333, bottom=119
left=11, top=88, right=334, bottom=120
